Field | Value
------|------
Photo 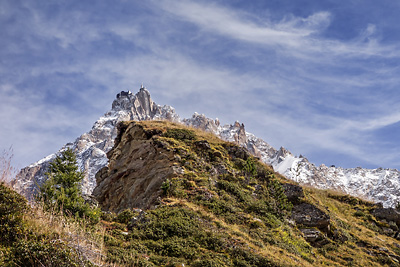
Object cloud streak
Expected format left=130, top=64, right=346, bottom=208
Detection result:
left=2, top=0, right=400, bottom=170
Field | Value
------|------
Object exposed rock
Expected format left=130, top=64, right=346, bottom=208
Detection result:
left=82, top=194, right=99, bottom=208
left=282, top=183, right=304, bottom=203
left=194, top=140, right=211, bottom=150
left=292, top=203, right=330, bottom=230
left=371, top=208, right=400, bottom=225
left=299, top=228, right=330, bottom=247
left=93, top=123, right=177, bottom=212
left=224, top=144, right=250, bottom=161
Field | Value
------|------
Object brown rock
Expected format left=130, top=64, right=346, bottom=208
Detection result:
left=93, top=122, right=177, bottom=213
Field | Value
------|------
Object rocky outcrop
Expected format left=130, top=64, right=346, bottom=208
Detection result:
left=93, top=122, right=178, bottom=212
left=299, top=228, right=330, bottom=247
left=371, top=208, right=400, bottom=225
left=291, top=203, right=330, bottom=230
left=292, top=202, right=331, bottom=247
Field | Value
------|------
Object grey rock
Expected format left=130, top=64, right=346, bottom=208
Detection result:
left=371, top=208, right=400, bottom=225
left=282, top=183, right=304, bottom=203
left=292, top=203, right=330, bottom=229
left=299, top=228, right=330, bottom=247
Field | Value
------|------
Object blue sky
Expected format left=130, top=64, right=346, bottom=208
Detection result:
left=2, top=0, right=400, bottom=170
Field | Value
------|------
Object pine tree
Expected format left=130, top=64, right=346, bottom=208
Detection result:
left=38, top=148, right=100, bottom=223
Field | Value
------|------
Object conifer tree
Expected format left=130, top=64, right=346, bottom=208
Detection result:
left=38, top=148, right=100, bottom=223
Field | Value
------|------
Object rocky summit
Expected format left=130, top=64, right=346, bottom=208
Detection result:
left=12, top=85, right=179, bottom=200
left=12, top=85, right=400, bottom=208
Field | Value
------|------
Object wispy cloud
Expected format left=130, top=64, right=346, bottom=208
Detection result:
left=159, top=0, right=399, bottom=59
left=160, top=1, right=330, bottom=49
left=2, top=0, right=400, bottom=170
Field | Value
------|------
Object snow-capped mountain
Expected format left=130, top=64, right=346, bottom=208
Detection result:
left=272, top=151, right=400, bottom=207
left=12, top=86, right=179, bottom=199
left=12, top=86, right=400, bottom=207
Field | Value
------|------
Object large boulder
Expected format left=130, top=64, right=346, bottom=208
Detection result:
left=292, top=203, right=330, bottom=229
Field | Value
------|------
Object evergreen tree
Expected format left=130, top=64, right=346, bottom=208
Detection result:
left=38, top=148, right=100, bottom=223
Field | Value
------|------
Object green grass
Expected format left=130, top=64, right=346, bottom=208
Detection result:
left=4, top=121, right=400, bottom=266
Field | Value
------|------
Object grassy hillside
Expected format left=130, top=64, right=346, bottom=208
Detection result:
left=3, top=120, right=400, bottom=266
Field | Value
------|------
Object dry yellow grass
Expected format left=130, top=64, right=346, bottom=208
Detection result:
left=23, top=203, right=108, bottom=266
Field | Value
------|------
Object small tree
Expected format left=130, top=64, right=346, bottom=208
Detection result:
left=38, top=148, right=100, bottom=223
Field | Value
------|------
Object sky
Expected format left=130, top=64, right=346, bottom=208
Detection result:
left=2, top=0, right=400, bottom=171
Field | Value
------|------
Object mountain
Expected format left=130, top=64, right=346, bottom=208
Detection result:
left=92, top=120, right=400, bottom=266
left=12, top=86, right=400, bottom=208
left=273, top=154, right=400, bottom=207
left=12, top=86, right=179, bottom=199
left=6, top=120, right=400, bottom=266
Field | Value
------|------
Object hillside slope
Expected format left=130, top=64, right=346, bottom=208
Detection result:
left=92, top=120, right=400, bottom=266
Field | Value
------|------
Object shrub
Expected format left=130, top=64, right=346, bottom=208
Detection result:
left=0, top=183, right=28, bottom=244
left=161, top=179, right=171, bottom=196
left=116, top=209, right=136, bottom=224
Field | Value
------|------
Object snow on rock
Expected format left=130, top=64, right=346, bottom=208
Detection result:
left=12, top=85, right=400, bottom=208
left=12, top=85, right=179, bottom=200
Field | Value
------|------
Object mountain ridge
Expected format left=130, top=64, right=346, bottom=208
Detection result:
left=12, top=85, right=400, bottom=207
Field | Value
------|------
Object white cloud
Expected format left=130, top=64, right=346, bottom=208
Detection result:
left=2, top=0, right=400, bottom=170
left=159, top=0, right=400, bottom=61
left=159, top=1, right=331, bottom=50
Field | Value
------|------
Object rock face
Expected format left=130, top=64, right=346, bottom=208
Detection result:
left=93, top=122, right=178, bottom=212
left=13, top=85, right=400, bottom=208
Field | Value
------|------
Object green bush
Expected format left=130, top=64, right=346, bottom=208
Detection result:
left=116, top=209, right=135, bottom=224
left=0, top=183, right=28, bottom=244
left=161, top=179, right=171, bottom=196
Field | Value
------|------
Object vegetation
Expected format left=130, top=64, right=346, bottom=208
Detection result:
left=37, top=148, right=101, bottom=223
left=3, top=121, right=400, bottom=266
left=0, top=182, right=99, bottom=266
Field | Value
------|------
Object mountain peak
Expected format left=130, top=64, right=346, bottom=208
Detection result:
left=13, top=85, right=400, bottom=208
